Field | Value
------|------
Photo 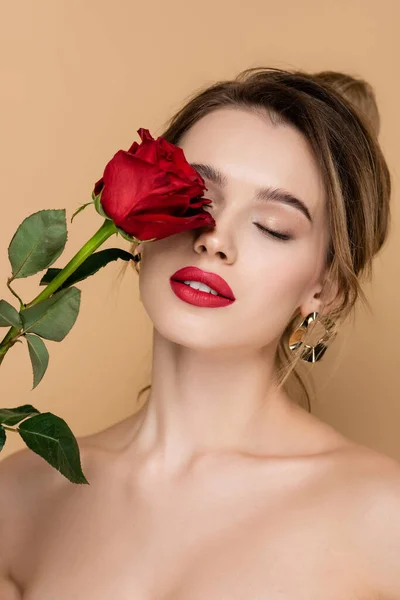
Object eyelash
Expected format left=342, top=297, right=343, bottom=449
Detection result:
left=203, top=203, right=292, bottom=241
left=254, top=223, right=292, bottom=241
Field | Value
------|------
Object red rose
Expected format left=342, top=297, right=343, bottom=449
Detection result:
left=93, top=128, right=215, bottom=242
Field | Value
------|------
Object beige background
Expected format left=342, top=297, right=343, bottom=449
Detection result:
left=0, top=0, right=399, bottom=462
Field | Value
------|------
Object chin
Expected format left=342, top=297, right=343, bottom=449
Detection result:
left=152, top=319, right=221, bottom=350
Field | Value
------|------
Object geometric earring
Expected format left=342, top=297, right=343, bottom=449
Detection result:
left=288, top=311, right=337, bottom=363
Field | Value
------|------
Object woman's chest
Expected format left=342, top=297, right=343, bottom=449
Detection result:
left=19, top=469, right=373, bottom=600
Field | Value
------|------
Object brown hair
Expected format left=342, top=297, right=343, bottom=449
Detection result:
left=127, top=67, right=391, bottom=412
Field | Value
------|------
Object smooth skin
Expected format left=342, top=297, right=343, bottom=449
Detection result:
left=1, top=107, right=400, bottom=599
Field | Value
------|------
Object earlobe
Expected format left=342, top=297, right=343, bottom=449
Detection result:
left=298, top=288, right=324, bottom=321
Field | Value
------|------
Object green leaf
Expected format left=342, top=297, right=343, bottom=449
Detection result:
left=21, top=287, right=81, bottom=341
left=8, top=209, right=67, bottom=279
left=0, top=299, right=23, bottom=328
left=70, top=201, right=94, bottom=224
left=18, top=412, right=89, bottom=484
left=25, top=333, right=49, bottom=389
left=0, top=426, right=6, bottom=452
left=0, top=404, right=40, bottom=426
left=39, top=248, right=135, bottom=289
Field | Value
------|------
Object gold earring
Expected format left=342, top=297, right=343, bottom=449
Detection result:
left=289, top=311, right=336, bottom=363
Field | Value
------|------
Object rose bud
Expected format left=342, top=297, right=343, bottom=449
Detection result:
left=93, top=128, right=215, bottom=242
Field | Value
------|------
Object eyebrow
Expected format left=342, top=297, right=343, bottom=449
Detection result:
left=190, top=162, right=313, bottom=224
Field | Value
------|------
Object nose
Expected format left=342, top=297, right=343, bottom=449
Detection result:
left=193, top=218, right=237, bottom=264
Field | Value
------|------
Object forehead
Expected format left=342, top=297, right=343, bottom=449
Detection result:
left=178, top=107, right=326, bottom=218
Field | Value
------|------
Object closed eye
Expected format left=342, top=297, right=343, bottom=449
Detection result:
left=254, top=223, right=292, bottom=241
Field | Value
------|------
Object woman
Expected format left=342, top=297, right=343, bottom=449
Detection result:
left=1, top=67, right=400, bottom=599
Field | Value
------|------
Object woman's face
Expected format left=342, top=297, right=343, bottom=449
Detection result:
left=137, top=107, right=330, bottom=352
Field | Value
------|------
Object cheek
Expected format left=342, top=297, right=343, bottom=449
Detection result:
left=241, top=245, right=320, bottom=334
left=137, top=237, right=189, bottom=317
left=255, top=256, right=313, bottom=298
left=246, top=229, right=324, bottom=299
left=138, top=236, right=181, bottom=283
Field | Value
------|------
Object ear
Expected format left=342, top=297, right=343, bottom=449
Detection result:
left=300, top=268, right=340, bottom=319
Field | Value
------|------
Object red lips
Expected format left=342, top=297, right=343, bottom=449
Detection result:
left=170, top=266, right=235, bottom=300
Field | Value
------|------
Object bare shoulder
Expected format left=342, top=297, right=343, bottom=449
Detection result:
left=0, top=413, right=139, bottom=511
left=0, top=422, right=136, bottom=594
left=0, top=445, right=67, bottom=545
left=0, top=435, right=97, bottom=562
left=0, top=431, right=105, bottom=507
left=0, top=422, right=125, bottom=522
left=336, top=440, right=400, bottom=500
left=0, top=447, right=49, bottom=598
left=327, top=437, right=400, bottom=514
left=333, top=442, right=400, bottom=597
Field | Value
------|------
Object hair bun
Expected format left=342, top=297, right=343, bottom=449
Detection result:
left=312, top=70, right=381, bottom=137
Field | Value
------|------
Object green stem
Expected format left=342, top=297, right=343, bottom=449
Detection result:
left=0, top=351, right=6, bottom=366
left=26, top=218, right=118, bottom=308
left=0, top=329, right=19, bottom=355
left=1, top=424, right=18, bottom=432
left=6, top=278, right=24, bottom=310
left=0, top=218, right=118, bottom=359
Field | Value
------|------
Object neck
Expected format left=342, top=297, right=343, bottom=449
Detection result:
left=125, top=328, right=299, bottom=474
